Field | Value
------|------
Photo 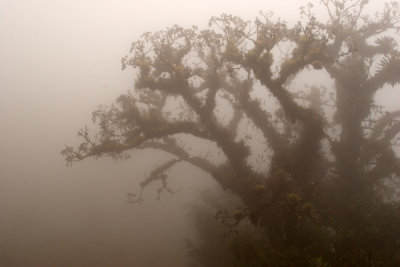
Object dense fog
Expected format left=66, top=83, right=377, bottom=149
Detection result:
left=0, top=0, right=399, bottom=266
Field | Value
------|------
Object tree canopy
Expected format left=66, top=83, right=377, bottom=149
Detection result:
left=63, top=0, right=400, bottom=265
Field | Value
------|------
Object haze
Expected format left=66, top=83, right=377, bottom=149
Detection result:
left=0, top=0, right=399, bottom=266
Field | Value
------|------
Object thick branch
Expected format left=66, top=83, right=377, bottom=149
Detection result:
left=238, top=80, right=286, bottom=154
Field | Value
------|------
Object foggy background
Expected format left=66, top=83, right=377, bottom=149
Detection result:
left=0, top=0, right=398, bottom=266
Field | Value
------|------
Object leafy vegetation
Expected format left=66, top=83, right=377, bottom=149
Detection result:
left=63, top=0, right=400, bottom=266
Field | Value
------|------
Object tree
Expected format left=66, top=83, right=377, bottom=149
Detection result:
left=185, top=189, right=245, bottom=267
left=62, top=0, right=400, bottom=265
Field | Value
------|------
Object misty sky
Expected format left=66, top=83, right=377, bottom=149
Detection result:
left=0, top=0, right=399, bottom=266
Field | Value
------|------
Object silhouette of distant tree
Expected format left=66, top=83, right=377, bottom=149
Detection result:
left=63, top=1, right=400, bottom=265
